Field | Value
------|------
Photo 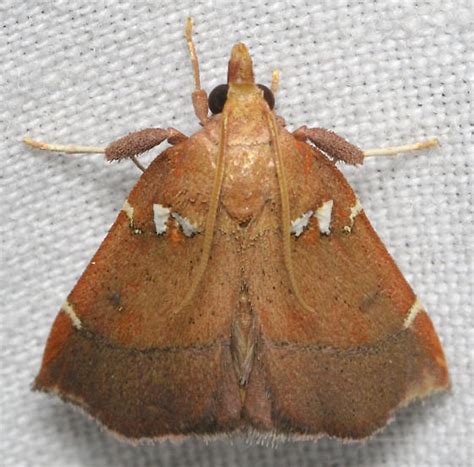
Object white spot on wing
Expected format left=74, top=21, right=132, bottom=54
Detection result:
left=122, top=199, right=134, bottom=222
left=314, top=200, right=333, bottom=235
left=350, top=197, right=362, bottom=222
left=291, top=210, right=314, bottom=237
left=62, top=301, right=82, bottom=329
left=171, top=212, right=199, bottom=237
left=403, top=298, right=424, bottom=328
left=153, top=204, right=171, bottom=235
left=343, top=197, right=363, bottom=232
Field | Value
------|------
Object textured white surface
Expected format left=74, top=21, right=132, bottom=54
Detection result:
left=1, top=1, right=472, bottom=466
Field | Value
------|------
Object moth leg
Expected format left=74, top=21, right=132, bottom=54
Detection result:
left=24, top=127, right=187, bottom=173
left=293, top=126, right=365, bottom=165
left=104, top=127, right=187, bottom=161
left=362, top=138, right=439, bottom=157
left=293, top=126, right=439, bottom=164
left=23, top=137, right=105, bottom=155
left=185, top=17, right=208, bottom=125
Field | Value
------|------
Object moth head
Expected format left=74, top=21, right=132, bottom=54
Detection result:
left=208, top=43, right=275, bottom=115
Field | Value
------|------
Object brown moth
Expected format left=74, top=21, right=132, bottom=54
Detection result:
left=30, top=19, right=449, bottom=442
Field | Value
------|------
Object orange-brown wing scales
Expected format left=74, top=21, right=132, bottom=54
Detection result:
left=242, top=135, right=448, bottom=438
left=57, top=131, right=239, bottom=349
left=67, top=213, right=239, bottom=349
left=35, top=130, right=244, bottom=438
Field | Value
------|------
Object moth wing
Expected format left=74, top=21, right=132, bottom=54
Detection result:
left=35, top=123, right=243, bottom=440
left=243, top=132, right=449, bottom=439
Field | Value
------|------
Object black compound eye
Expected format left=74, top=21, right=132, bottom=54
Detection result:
left=208, top=83, right=275, bottom=114
left=208, top=84, right=229, bottom=114
left=257, top=84, right=275, bottom=110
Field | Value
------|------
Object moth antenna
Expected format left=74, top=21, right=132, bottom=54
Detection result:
left=271, top=69, right=280, bottom=95
left=267, top=114, right=315, bottom=314
left=24, top=138, right=145, bottom=173
left=174, top=115, right=228, bottom=313
left=184, top=17, right=209, bottom=124
left=363, top=138, right=439, bottom=157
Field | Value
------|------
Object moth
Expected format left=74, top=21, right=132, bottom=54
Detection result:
left=28, top=19, right=449, bottom=442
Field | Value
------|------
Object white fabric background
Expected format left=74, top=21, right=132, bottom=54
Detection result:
left=1, top=1, right=472, bottom=466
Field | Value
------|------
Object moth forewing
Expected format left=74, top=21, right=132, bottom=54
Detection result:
left=31, top=20, right=448, bottom=443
